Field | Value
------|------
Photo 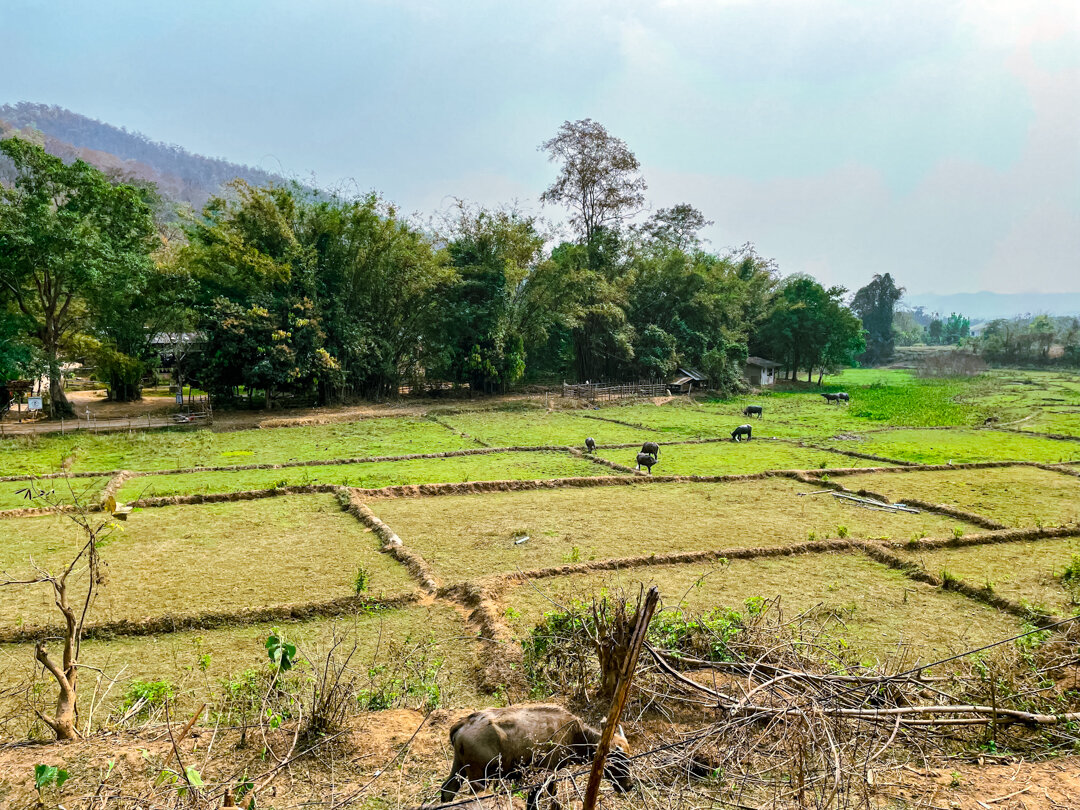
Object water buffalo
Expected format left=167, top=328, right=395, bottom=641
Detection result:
left=440, top=705, right=633, bottom=809
left=636, top=452, right=657, bottom=473
left=743, top=405, right=763, bottom=418
left=641, top=441, right=660, bottom=458
left=821, top=393, right=843, bottom=405
left=585, top=437, right=596, bottom=453
left=731, top=424, right=752, bottom=442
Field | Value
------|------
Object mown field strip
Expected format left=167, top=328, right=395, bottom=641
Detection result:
left=0, top=444, right=583, bottom=483
left=0, top=459, right=1053, bottom=518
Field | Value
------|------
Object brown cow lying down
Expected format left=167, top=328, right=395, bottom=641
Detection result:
left=440, top=704, right=633, bottom=808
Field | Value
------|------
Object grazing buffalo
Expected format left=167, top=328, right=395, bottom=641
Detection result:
left=636, top=452, right=657, bottom=473
left=585, top=437, right=596, bottom=453
left=822, top=392, right=848, bottom=405
left=440, top=705, right=633, bottom=809
left=731, top=424, right=752, bottom=442
left=743, top=405, right=763, bottom=418
left=641, top=441, right=660, bottom=458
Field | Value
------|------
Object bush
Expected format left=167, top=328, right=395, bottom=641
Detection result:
left=122, top=679, right=174, bottom=718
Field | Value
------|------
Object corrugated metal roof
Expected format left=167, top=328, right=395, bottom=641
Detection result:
left=678, top=367, right=707, bottom=381
left=746, top=356, right=780, bottom=368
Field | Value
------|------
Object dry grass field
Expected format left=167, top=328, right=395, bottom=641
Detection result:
left=835, top=464, right=1080, bottom=527
left=0, top=603, right=480, bottom=736
left=371, top=478, right=970, bottom=583
left=0, top=495, right=417, bottom=631
left=500, top=553, right=1020, bottom=659
left=897, top=536, right=1080, bottom=616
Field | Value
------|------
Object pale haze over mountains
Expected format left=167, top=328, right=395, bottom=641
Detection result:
left=3, top=0, right=1078, bottom=304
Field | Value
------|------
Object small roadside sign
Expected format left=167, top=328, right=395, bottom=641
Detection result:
left=27, top=397, right=42, bottom=411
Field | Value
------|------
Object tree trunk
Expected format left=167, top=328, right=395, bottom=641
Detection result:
left=35, top=641, right=79, bottom=741
left=47, top=350, right=73, bottom=418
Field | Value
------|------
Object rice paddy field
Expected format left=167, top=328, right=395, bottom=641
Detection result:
left=897, top=537, right=1080, bottom=617
left=500, top=554, right=1020, bottom=660
left=834, top=465, right=1080, bottom=527
left=822, top=427, right=1080, bottom=465
left=1, top=365, right=1079, bottom=748
left=0, top=415, right=479, bottom=475
left=0, top=495, right=417, bottom=631
left=595, top=439, right=895, bottom=476
left=370, top=479, right=969, bottom=583
left=113, top=450, right=613, bottom=501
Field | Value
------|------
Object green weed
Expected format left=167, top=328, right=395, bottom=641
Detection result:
left=353, top=565, right=371, bottom=594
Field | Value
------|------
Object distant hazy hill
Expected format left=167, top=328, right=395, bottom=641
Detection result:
left=905, top=291, right=1080, bottom=320
left=0, top=102, right=285, bottom=208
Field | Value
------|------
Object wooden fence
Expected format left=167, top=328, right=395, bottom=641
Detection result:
left=561, top=381, right=670, bottom=402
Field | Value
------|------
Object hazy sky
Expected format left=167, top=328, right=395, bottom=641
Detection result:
left=3, top=0, right=1078, bottom=294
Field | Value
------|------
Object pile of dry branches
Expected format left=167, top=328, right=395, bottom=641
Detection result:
left=523, top=591, right=1080, bottom=808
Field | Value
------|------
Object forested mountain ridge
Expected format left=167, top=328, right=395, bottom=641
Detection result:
left=0, top=102, right=285, bottom=207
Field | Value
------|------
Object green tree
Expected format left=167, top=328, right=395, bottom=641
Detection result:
left=927, top=318, right=944, bottom=344
left=638, top=203, right=712, bottom=252
left=942, top=312, right=970, bottom=345
left=0, top=137, right=157, bottom=415
left=634, top=324, right=678, bottom=379
left=756, top=275, right=863, bottom=381
left=181, top=181, right=336, bottom=404
left=850, top=273, right=904, bottom=365
left=0, top=306, right=38, bottom=383
left=627, top=245, right=775, bottom=391
left=301, top=191, right=450, bottom=398
left=433, top=206, right=549, bottom=392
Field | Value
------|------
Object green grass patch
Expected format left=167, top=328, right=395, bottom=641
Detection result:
left=845, top=379, right=979, bottom=426
left=440, top=409, right=649, bottom=447
left=596, top=441, right=894, bottom=476
left=1017, top=411, right=1080, bottom=438
left=0, top=417, right=477, bottom=475
left=0, top=476, right=112, bottom=512
left=372, top=479, right=966, bottom=583
left=117, top=451, right=616, bottom=500
left=836, top=466, right=1080, bottom=528
left=501, top=553, right=1019, bottom=660
left=823, top=429, right=1080, bottom=465
left=0, top=495, right=417, bottom=631
left=589, top=401, right=731, bottom=438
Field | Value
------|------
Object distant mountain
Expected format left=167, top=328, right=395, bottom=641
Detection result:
left=904, top=291, right=1080, bottom=321
left=0, top=102, right=287, bottom=208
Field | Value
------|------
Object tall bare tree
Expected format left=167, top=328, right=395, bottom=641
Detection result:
left=539, top=119, right=646, bottom=244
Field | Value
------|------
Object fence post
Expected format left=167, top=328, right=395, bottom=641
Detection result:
left=582, top=586, right=660, bottom=810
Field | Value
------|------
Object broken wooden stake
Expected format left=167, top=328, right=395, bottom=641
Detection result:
left=582, top=585, right=659, bottom=810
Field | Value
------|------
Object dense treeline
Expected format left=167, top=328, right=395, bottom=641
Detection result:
left=1, top=120, right=880, bottom=414
left=978, top=315, right=1080, bottom=366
